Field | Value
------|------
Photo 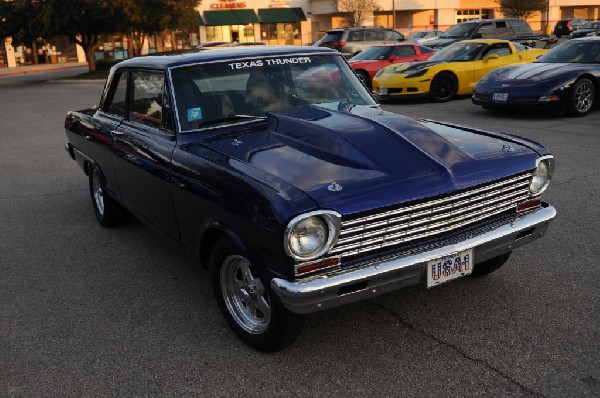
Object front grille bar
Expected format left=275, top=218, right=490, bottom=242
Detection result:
left=329, top=173, right=532, bottom=258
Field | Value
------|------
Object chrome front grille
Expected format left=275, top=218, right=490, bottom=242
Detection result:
left=330, top=173, right=532, bottom=258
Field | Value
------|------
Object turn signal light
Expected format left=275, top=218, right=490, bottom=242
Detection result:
left=295, top=257, right=341, bottom=276
left=517, top=198, right=541, bottom=212
left=331, top=41, right=346, bottom=48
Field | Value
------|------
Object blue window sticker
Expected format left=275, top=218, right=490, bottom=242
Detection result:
left=187, top=107, right=203, bottom=121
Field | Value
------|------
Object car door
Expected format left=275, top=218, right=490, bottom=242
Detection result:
left=79, top=70, right=129, bottom=196
left=111, top=69, right=180, bottom=238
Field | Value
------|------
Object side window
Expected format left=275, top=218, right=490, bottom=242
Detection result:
left=419, top=46, right=435, bottom=54
left=495, top=21, right=511, bottom=38
left=365, top=29, right=384, bottom=41
left=104, top=71, right=128, bottom=117
left=483, top=43, right=512, bottom=58
left=385, top=30, right=404, bottom=40
left=393, top=46, right=416, bottom=57
left=129, top=70, right=165, bottom=129
left=476, top=23, right=494, bottom=38
left=509, top=20, right=532, bottom=35
left=347, top=30, right=364, bottom=41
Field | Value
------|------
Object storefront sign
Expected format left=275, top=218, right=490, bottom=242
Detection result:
left=210, top=0, right=246, bottom=9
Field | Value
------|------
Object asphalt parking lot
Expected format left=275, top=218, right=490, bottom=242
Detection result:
left=0, top=69, right=598, bottom=397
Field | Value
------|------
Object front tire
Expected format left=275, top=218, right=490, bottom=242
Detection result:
left=568, top=78, right=595, bottom=116
left=209, top=239, right=304, bottom=352
left=89, top=165, right=128, bottom=227
left=470, top=252, right=511, bottom=277
left=430, top=72, right=457, bottom=102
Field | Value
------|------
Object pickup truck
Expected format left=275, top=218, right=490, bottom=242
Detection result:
left=64, top=46, right=556, bottom=352
left=426, top=18, right=557, bottom=50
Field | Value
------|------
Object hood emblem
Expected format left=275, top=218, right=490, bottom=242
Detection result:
left=328, top=182, right=343, bottom=192
left=502, top=144, right=514, bottom=152
left=232, top=138, right=243, bottom=146
left=502, top=83, right=511, bottom=87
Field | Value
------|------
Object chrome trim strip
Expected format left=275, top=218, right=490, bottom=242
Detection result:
left=271, top=205, right=556, bottom=314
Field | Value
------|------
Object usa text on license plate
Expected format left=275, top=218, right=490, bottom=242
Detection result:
left=492, top=92, right=508, bottom=102
left=427, top=249, right=473, bottom=288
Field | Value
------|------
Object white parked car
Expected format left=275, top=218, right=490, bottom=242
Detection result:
left=411, top=30, right=444, bottom=44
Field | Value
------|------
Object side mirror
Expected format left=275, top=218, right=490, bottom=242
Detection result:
left=473, top=32, right=483, bottom=39
left=483, top=53, right=499, bottom=61
left=388, top=55, right=399, bottom=62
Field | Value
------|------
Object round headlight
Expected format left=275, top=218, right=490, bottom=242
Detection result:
left=288, top=217, right=328, bottom=258
left=530, top=157, right=554, bottom=195
left=284, top=211, right=342, bottom=261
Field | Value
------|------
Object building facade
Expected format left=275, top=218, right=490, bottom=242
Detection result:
left=310, top=0, right=600, bottom=38
left=1, top=0, right=599, bottom=69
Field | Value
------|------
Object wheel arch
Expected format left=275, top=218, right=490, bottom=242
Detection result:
left=576, top=73, right=599, bottom=101
left=199, top=224, right=247, bottom=269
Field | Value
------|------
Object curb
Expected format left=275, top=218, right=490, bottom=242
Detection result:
left=47, top=79, right=106, bottom=84
left=0, top=63, right=88, bottom=78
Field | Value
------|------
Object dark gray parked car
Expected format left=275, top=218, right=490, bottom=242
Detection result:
left=313, top=26, right=405, bottom=57
left=570, top=21, right=600, bottom=38
left=426, top=18, right=550, bottom=49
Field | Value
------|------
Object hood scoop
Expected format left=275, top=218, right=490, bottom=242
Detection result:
left=266, top=106, right=381, bottom=171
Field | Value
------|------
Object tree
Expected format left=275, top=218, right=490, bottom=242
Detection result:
left=0, top=0, right=47, bottom=64
left=37, top=0, right=121, bottom=72
left=333, top=0, right=380, bottom=27
left=498, top=0, right=547, bottom=20
left=114, top=0, right=200, bottom=57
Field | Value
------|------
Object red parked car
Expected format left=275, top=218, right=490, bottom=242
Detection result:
left=349, top=43, right=436, bottom=88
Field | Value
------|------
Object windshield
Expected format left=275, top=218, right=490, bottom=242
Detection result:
left=536, top=41, right=600, bottom=63
left=582, top=22, right=599, bottom=29
left=439, top=23, right=476, bottom=39
left=429, top=42, right=487, bottom=62
left=412, top=32, right=427, bottom=39
left=319, top=31, right=343, bottom=44
left=171, top=54, right=376, bottom=132
left=351, top=46, right=393, bottom=60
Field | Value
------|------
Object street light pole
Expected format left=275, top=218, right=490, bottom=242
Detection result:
left=392, top=0, right=395, bottom=29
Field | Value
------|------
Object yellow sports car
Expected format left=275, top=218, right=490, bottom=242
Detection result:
left=372, top=39, right=549, bottom=102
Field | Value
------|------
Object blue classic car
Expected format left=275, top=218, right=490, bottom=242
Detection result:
left=64, top=46, right=556, bottom=352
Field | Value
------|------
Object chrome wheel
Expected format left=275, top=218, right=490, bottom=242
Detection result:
left=92, top=170, right=105, bottom=216
left=220, top=255, right=271, bottom=334
left=573, top=80, right=594, bottom=114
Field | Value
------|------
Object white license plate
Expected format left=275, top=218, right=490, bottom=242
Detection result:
left=379, top=88, right=388, bottom=95
left=492, top=92, right=508, bottom=102
left=427, top=249, right=473, bottom=288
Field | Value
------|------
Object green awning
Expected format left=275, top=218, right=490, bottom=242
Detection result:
left=195, top=11, right=204, bottom=26
left=258, top=7, right=307, bottom=23
left=204, top=10, right=259, bottom=26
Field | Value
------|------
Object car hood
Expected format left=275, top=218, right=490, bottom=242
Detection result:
left=481, top=62, right=578, bottom=84
left=199, top=105, right=539, bottom=215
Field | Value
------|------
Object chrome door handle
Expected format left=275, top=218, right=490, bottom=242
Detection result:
left=111, top=130, right=125, bottom=136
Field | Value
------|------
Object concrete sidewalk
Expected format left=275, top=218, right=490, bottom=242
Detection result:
left=0, top=62, right=88, bottom=77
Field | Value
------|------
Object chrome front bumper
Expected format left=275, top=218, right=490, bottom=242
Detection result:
left=271, top=204, right=556, bottom=314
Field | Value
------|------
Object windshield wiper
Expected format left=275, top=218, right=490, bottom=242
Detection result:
left=196, top=114, right=266, bottom=127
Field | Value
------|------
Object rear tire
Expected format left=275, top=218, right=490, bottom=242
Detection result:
left=88, top=165, right=128, bottom=227
left=470, top=252, right=511, bottom=277
left=430, top=72, right=457, bottom=103
left=568, top=78, right=595, bottom=117
left=209, top=239, right=304, bottom=352
left=356, top=70, right=371, bottom=90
